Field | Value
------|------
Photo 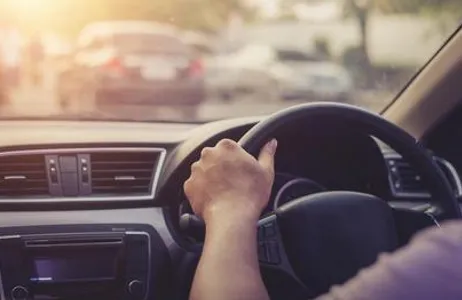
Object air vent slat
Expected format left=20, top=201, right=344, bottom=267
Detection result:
left=92, top=179, right=151, bottom=187
left=0, top=170, right=46, bottom=176
left=93, top=185, right=149, bottom=191
left=0, top=188, right=49, bottom=193
left=0, top=154, right=49, bottom=197
left=386, top=155, right=460, bottom=197
left=387, top=156, right=427, bottom=195
left=90, top=151, right=160, bottom=197
left=91, top=161, right=155, bottom=165
left=92, top=177, right=152, bottom=182
left=92, top=169, right=153, bottom=174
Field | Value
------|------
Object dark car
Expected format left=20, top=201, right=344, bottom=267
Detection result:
left=57, top=21, right=205, bottom=118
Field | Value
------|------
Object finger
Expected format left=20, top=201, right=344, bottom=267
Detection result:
left=258, top=139, right=278, bottom=174
left=191, top=161, right=201, bottom=174
left=217, top=139, right=238, bottom=150
left=183, top=178, right=193, bottom=198
left=200, top=147, right=213, bottom=159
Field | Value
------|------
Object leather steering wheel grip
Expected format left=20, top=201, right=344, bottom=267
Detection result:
left=238, top=102, right=461, bottom=219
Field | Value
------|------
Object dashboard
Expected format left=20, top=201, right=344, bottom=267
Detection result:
left=0, top=118, right=459, bottom=299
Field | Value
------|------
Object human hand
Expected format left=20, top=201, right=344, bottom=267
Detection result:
left=184, top=138, right=278, bottom=225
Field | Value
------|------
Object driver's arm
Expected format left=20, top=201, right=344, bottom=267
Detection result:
left=319, top=221, right=462, bottom=299
left=185, top=139, right=462, bottom=300
left=184, top=138, right=277, bottom=300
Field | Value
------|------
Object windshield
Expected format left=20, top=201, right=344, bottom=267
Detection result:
left=0, top=0, right=461, bottom=122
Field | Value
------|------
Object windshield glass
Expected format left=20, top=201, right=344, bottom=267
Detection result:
left=0, top=0, right=461, bottom=122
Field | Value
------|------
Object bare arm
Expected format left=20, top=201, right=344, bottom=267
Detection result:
left=319, top=221, right=462, bottom=300
left=184, top=139, right=277, bottom=300
left=190, top=214, right=268, bottom=300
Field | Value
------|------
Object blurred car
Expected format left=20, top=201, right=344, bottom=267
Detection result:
left=57, top=21, right=205, bottom=117
left=272, top=49, right=354, bottom=102
left=205, top=44, right=353, bottom=103
left=204, top=44, right=281, bottom=102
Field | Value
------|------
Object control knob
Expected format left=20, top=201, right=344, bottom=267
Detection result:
left=128, top=280, right=145, bottom=298
left=11, top=286, right=28, bottom=300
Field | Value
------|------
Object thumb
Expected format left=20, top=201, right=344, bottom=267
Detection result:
left=258, top=139, right=278, bottom=173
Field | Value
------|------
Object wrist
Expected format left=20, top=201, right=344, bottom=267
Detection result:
left=203, top=199, right=261, bottom=226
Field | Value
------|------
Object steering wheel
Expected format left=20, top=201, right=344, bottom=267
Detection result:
left=237, top=103, right=460, bottom=296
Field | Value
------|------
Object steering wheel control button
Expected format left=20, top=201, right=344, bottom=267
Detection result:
left=258, top=226, right=265, bottom=241
left=263, top=222, right=276, bottom=238
left=258, top=242, right=268, bottom=262
left=267, top=241, right=281, bottom=264
left=11, top=285, right=29, bottom=300
left=128, top=279, right=145, bottom=298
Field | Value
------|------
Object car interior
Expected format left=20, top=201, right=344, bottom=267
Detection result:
left=0, top=18, right=461, bottom=300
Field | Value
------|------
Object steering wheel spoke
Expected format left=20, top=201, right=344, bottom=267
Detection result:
left=258, top=215, right=305, bottom=286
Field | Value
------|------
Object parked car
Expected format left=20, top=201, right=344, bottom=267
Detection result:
left=57, top=21, right=205, bottom=118
left=205, top=44, right=353, bottom=103
left=204, top=44, right=281, bottom=102
left=273, top=49, right=354, bottom=102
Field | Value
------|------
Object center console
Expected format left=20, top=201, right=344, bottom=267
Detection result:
left=0, top=224, right=171, bottom=300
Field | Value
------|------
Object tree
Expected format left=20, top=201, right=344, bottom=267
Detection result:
left=375, top=0, right=462, bottom=35
left=343, top=0, right=374, bottom=87
left=342, top=0, right=461, bottom=88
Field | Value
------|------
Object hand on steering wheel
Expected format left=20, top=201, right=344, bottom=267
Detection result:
left=184, top=138, right=277, bottom=225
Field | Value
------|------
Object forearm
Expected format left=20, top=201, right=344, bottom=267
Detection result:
left=318, top=222, right=462, bottom=300
left=190, top=215, right=269, bottom=300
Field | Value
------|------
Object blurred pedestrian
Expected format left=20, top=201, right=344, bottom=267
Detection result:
left=0, top=58, right=7, bottom=106
left=0, top=25, right=22, bottom=105
left=27, top=33, right=44, bottom=87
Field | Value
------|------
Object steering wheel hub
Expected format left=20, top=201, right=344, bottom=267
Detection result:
left=276, top=191, right=397, bottom=294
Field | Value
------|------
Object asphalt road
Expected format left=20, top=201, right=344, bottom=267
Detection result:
left=1, top=84, right=390, bottom=122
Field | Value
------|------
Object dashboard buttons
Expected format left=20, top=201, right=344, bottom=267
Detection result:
left=81, top=158, right=89, bottom=183
left=48, top=158, right=58, bottom=183
left=128, top=279, right=145, bottom=298
left=11, top=285, right=28, bottom=300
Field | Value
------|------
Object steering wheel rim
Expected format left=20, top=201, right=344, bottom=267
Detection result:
left=238, top=102, right=460, bottom=219
left=236, top=102, right=460, bottom=296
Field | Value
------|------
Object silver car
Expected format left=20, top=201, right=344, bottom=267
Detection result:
left=272, top=49, right=354, bottom=102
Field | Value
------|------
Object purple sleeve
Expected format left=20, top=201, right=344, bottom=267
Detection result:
left=319, top=221, right=462, bottom=300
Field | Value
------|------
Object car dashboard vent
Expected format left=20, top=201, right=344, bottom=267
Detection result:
left=0, top=154, right=49, bottom=197
left=0, top=147, right=166, bottom=204
left=385, top=155, right=462, bottom=198
left=90, top=151, right=160, bottom=196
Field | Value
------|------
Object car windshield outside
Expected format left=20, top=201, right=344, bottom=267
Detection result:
left=0, top=0, right=461, bottom=122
